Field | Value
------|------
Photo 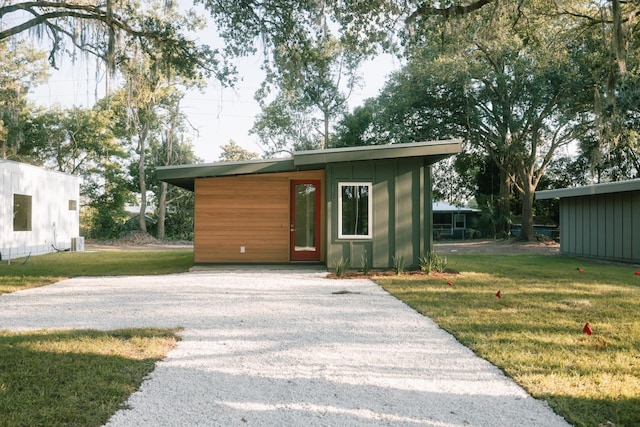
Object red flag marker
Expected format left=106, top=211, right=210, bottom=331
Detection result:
left=496, top=290, right=502, bottom=299
left=577, top=268, right=584, bottom=273
left=635, top=271, right=640, bottom=276
left=582, top=322, right=592, bottom=335
left=447, top=281, right=454, bottom=286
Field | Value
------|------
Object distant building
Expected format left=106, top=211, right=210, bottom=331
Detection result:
left=1, top=160, right=80, bottom=260
left=536, top=179, right=640, bottom=263
left=432, top=201, right=480, bottom=239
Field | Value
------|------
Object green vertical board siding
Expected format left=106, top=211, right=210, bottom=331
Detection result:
left=633, top=192, right=640, bottom=260
left=424, top=165, right=433, bottom=255
left=583, top=197, right=590, bottom=255
left=372, top=166, right=392, bottom=268
left=575, top=197, right=583, bottom=255
left=597, top=197, right=606, bottom=258
left=395, top=163, right=414, bottom=263
left=622, top=192, right=632, bottom=259
left=590, top=199, right=598, bottom=256
left=560, top=191, right=640, bottom=263
left=605, top=195, right=614, bottom=257
left=614, top=194, right=623, bottom=259
left=325, top=158, right=431, bottom=269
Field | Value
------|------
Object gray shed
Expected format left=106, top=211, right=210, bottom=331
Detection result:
left=536, top=179, right=640, bottom=263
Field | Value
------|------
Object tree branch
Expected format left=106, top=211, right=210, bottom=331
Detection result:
left=406, top=0, right=497, bottom=25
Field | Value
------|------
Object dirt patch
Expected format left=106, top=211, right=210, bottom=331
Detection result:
left=85, top=231, right=193, bottom=251
left=434, top=238, right=560, bottom=255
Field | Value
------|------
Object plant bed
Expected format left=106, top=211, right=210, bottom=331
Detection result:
left=327, top=268, right=458, bottom=280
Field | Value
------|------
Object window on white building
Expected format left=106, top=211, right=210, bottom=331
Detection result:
left=13, top=194, right=32, bottom=231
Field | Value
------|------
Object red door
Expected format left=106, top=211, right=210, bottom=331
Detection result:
left=290, top=180, right=321, bottom=261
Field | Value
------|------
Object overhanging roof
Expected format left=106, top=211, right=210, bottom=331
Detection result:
left=432, top=201, right=480, bottom=213
left=158, top=139, right=462, bottom=191
left=536, top=179, right=640, bottom=200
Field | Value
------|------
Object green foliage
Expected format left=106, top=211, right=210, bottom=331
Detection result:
left=377, top=254, right=640, bottom=427
left=473, top=197, right=513, bottom=239
left=392, top=255, right=405, bottom=275
left=360, top=249, right=371, bottom=276
left=250, top=94, right=323, bottom=156
left=0, top=39, right=49, bottom=160
left=417, top=251, right=447, bottom=274
left=219, top=140, right=259, bottom=161
left=83, top=157, right=134, bottom=240
left=332, top=101, right=377, bottom=148
left=333, top=256, right=350, bottom=278
left=0, top=328, right=178, bottom=426
left=161, top=189, right=195, bottom=240
left=0, top=1, right=230, bottom=83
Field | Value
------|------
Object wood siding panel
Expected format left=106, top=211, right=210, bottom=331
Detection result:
left=194, top=170, right=324, bottom=263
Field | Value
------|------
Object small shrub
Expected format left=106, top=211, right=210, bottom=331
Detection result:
left=334, top=257, right=350, bottom=277
left=361, top=249, right=371, bottom=276
left=392, top=255, right=405, bottom=275
left=418, top=251, right=448, bottom=274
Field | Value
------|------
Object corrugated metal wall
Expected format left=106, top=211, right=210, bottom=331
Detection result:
left=325, top=158, right=432, bottom=269
left=560, top=191, right=640, bottom=262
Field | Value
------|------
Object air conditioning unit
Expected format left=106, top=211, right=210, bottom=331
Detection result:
left=71, top=237, right=85, bottom=252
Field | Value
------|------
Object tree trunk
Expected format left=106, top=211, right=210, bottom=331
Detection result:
left=138, top=125, right=148, bottom=233
left=498, top=169, right=511, bottom=237
left=519, top=183, right=536, bottom=241
left=323, top=110, right=330, bottom=149
left=157, top=181, right=167, bottom=240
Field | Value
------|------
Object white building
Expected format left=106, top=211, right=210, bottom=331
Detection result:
left=1, top=160, right=80, bottom=261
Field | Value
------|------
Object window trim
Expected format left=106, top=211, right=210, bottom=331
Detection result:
left=338, top=182, right=373, bottom=239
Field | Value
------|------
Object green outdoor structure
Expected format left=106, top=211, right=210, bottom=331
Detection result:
left=158, top=140, right=462, bottom=268
left=536, top=179, right=640, bottom=263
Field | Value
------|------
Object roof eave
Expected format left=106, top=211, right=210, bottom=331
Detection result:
left=293, top=139, right=462, bottom=167
left=157, top=139, right=463, bottom=191
left=157, top=158, right=296, bottom=191
left=536, top=179, right=640, bottom=199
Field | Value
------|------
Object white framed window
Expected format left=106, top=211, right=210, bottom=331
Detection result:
left=454, top=213, right=466, bottom=229
left=338, top=182, right=372, bottom=239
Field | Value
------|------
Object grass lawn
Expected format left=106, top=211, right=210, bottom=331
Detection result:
left=0, top=249, right=194, bottom=294
left=0, top=328, right=180, bottom=426
left=375, top=254, right=640, bottom=427
left=0, top=250, right=191, bottom=425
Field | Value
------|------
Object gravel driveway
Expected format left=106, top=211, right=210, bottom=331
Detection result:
left=0, top=267, right=570, bottom=427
